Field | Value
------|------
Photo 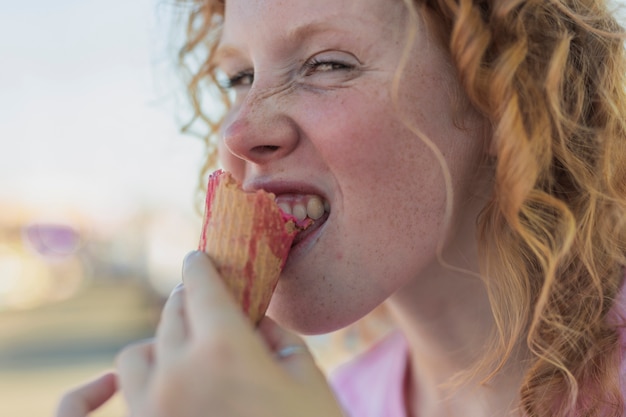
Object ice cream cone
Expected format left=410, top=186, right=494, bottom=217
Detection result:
left=198, top=170, right=297, bottom=324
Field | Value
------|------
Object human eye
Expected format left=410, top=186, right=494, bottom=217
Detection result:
left=303, top=56, right=355, bottom=76
left=217, top=69, right=254, bottom=90
left=304, top=58, right=353, bottom=74
left=299, top=51, right=360, bottom=87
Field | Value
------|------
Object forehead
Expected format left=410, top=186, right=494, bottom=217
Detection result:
left=220, top=0, right=404, bottom=45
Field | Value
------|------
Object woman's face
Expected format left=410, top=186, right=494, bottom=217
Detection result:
left=216, top=0, right=487, bottom=334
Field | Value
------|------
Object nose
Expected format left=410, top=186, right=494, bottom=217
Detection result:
left=221, top=92, right=299, bottom=165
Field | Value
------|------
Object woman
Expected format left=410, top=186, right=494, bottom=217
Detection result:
left=57, top=0, right=626, bottom=416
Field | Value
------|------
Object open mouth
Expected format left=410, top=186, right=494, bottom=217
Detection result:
left=290, top=209, right=330, bottom=247
left=275, top=194, right=330, bottom=247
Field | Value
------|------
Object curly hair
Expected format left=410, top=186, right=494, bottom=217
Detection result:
left=175, top=0, right=626, bottom=415
left=418, top=1, right=626, bottom=416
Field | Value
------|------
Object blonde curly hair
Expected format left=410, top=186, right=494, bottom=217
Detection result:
left=176, top=0, right=626, bottom=415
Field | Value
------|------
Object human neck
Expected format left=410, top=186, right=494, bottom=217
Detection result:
left=385, top=221, right=527, bottom=417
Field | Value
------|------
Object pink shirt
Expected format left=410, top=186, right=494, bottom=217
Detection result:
left=330, top=285, right=626, bottom=417
left=329, top=331, right=409, bottom=417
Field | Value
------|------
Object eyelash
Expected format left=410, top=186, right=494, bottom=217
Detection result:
left=303, top=58, right=353, bottom=75
left=219, top=58, right=354, bottom=90
left=219, top=70, right=254, bottom=90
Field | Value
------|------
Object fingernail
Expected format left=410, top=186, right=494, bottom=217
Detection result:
left=182, top=250, right=201, bottom=283
left=170, top=282, right=184, bottom=296
left=183, top=250, right=201, bottom=265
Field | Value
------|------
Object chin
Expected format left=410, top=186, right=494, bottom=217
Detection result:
left=266, top=300, right=340, bottom=336
left=266, top=288, right=376, bottom=336
left=265, top=296, right=347, bottom=336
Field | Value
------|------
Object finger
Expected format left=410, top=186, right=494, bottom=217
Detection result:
left=257, top=317, right=321, bottom=380
left=115, top=339, right=153, bottom=407
left=55, top=372, right=117, bottom=417
left=155, top=283, right=187, bottom=358
left=182, top=251, right=250, bottom=338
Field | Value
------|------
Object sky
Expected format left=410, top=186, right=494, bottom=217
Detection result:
left=0, top=0, right=206, bottom=222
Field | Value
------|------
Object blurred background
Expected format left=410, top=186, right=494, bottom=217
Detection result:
left=0, top=0, right=209, bottom=415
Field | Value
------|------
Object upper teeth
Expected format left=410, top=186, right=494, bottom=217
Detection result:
left=276, top=195, right=329, bottom=221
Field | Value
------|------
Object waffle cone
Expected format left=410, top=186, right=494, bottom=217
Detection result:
left=198, top=170, right=297, bottom=324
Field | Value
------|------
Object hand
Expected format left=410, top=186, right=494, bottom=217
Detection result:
left=115, top=250, right=345, bottom=417
left=55, top=372, right=117, bottom=417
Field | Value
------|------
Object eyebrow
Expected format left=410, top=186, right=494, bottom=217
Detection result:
left=214, top=19, right=341, bottom=65
left=213, top=44, right=241, bottom=65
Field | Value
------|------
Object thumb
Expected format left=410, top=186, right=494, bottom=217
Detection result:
left=257, top=316, right=323, bottom=380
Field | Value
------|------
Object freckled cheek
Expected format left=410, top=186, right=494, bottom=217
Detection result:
left=311, top=95, right=448, bottom=233
left=318, top=105, right=432, bottom=226
left=311, top=99, right=402, bottom=174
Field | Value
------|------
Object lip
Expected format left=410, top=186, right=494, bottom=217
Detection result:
left=291, top=209, right=329, bottom=247
left=243, top=177, right=329, bottom=199
left=285, top=209, right=329, bottom=264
